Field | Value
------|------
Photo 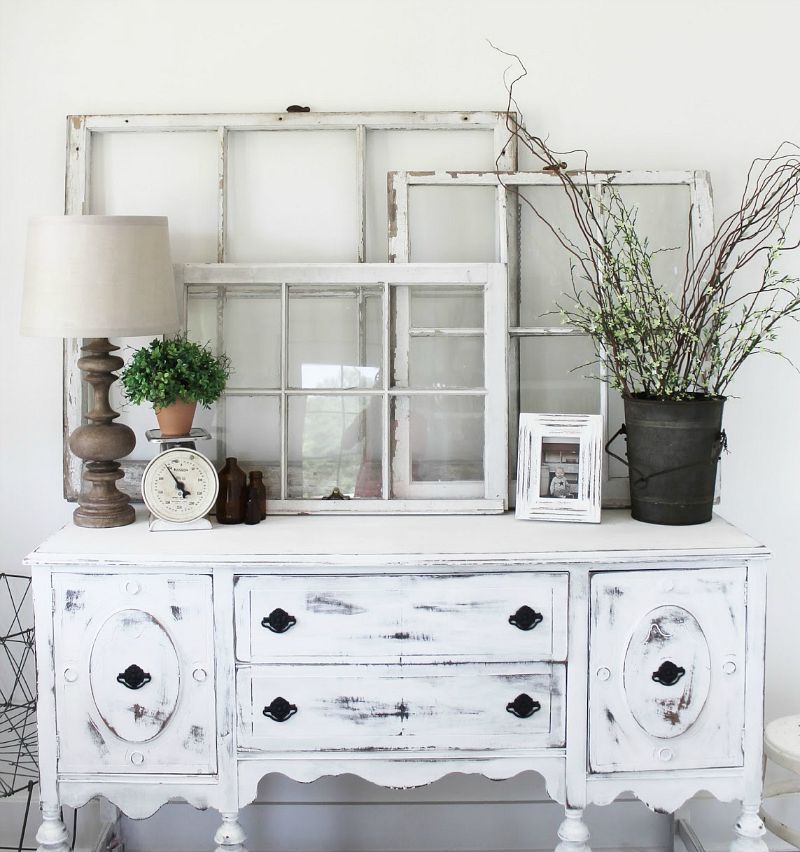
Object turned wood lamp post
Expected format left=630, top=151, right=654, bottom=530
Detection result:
left=21, top=216, right=179, bottom=528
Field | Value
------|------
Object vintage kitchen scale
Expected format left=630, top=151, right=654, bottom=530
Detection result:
left=140, top=428, right=219, bottom=532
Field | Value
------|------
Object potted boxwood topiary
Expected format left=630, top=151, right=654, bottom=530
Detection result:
left=120, top=335, right=231, bottom=437
left=496, top=57, right=800, bottom=523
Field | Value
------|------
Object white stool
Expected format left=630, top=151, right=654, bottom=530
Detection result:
left=760, top=715, right=800, bottom=847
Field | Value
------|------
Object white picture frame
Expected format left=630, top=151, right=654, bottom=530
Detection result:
left=515, top=413, right=603, bottom=523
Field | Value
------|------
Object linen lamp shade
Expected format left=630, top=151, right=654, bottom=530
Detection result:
left=21, top=214, right=180, bottom=529
left=21, top=215, right=179, bottom=337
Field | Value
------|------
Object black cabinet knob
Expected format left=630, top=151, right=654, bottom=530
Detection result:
left=506, top=693, right=541, bottom=719
left=652, top=661, right=686, bottom=686
left=508, top=605, right=544, bottom=631
left=261, top=608, right=297, bottom=634
left=263, top=696, right=298, bottom=722
left=116, top=664, right=151, bottom=690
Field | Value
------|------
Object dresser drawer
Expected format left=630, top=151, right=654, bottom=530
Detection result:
left=235, top=573, right=568, bottom=663
left=238, top=663, right=565, bottom=752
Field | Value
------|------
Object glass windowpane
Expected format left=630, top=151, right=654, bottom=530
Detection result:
left=392, top=395, right=484, bottom=490
left=409, top=286, right=483, bottom=329
left=287, top=395, right=383, bottom=499
left=224, top=395, right=281, bottom=498
left=408, top=186, right=496, bottom=262
left=366, top=130, right=495, bottom=261
left=518, top=335, right=600, bottom=415
left=407, top=337, right=484, bottom=389
left=187, top=295, right=218, bottom=355
left=227, top=130, right=358, bottom=262
left=518, top=186, right=589, bottom=327
left=613, top=184, right=692, bottom=299
left=224, top=292, right=281, bottom=389
left=288, top=288, right=382, bottom=389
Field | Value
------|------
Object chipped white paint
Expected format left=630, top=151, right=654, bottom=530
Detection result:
left=589, top=567, right=746, bottom=773
left=183, top=262, right=508, bottom=513
left=239, top=663, right=565, bottom=752
left=63, top=111, right=516, bottom=503
left=236, top=572, right=568, bottom=663
left=27, top=513, right=767, bottom=852
left=51, top=573, right=217, bottom=775
left=387, top=169, right=715, bottom=510
left=516, top=413, right=603, bottom=523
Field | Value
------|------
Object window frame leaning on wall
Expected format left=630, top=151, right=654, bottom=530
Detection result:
left=387, top=169, right=714, bottom=507
left=182, top=262, right=508, bottom=513
left=62, top=111, right=517, bottom=502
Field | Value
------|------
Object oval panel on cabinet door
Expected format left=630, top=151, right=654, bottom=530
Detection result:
left=622, top=605, right=711, bottom=740
left=90, top=609, right=180, bottom=743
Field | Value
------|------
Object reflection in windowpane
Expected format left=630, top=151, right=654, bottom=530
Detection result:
left=392, top=395, right=484, bottom=491
left=288, top=288, right=382, bottom=389
left=288, top=395, right=383, bottom=499
left=225, top=395, right=281, bottom=498
left=225, top=292, right=281, bottom=389
left=407, top=336, right=484, bottom=389
left=409, top=286, right=483, bottom=329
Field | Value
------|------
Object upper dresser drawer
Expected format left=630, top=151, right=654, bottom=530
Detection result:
left=235, top=572, right=568, bottom=663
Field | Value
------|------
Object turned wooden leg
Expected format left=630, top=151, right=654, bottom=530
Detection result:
left=36, top=806, right=70, bottom=852
left=556, top=807, right=591, bottom=852
left=730, top=804, right=768, bottom=852
left=214, top=812, right=247, bottom=852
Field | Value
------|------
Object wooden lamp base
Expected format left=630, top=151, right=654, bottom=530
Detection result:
left=68, top=338, right=136, bottom=528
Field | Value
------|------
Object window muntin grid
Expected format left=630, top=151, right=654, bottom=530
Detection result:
left=184, top=263, right=508, bottom=513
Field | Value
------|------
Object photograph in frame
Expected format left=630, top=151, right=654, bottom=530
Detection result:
left=516, top=413, right=603, bottom=523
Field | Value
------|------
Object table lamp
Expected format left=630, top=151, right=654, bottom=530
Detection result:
left=21, top=215, right=180, bottom=528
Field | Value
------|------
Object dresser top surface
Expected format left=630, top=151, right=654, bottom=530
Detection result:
left=26, top=510, right=767, bottom=567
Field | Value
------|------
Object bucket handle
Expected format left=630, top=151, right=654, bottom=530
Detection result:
left=605, top=425, right=728, bottom=487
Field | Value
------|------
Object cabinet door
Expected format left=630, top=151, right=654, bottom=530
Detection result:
left=52, top=573, right=217, bottom=774
left=589, top=567, right=746, bottom=772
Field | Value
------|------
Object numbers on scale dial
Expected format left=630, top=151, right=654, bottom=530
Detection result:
left=142, top=448, right=218, bottom=523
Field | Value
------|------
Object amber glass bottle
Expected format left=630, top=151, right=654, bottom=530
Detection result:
left=249, top=470, right=267, bottom=520
left=216, top=457, right=246, bottom=524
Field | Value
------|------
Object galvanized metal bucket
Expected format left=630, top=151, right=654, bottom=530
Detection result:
left=606, top=395, right=726, bottom=526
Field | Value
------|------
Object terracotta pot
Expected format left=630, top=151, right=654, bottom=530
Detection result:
left=155, top=399, right=197, bottom=437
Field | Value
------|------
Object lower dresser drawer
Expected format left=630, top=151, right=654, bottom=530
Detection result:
left=237, top=663, right=565, bottom=752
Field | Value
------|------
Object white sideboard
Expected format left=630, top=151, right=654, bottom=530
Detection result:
left=25, top=511, right=770, bottom=852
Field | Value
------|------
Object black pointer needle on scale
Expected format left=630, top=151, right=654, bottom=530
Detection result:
left=165, top=465, right=191, bottom=498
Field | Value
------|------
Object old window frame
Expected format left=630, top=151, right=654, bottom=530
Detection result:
left=63, top=111, right=517, bottom=501
left=387, top=169, right=714, bottom=506
left=183, top=262, right=508, bottom=513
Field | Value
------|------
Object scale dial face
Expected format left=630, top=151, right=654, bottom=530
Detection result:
left=141, top=448, right=219, bottom=524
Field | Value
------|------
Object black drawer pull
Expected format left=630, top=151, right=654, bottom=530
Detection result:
left=652, top=661, right=686, bottom=686
left=508, top=605, right=543, bottom=631
left=261, top=608, right=297, bottom=633
left=506, top=693, right=541, bottom=719
left=116, top=664, right=151, bottom=690
left=263, top=697, right=297, bottom=722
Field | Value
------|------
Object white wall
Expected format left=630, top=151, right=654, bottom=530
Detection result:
left=2, top=1, right=799, bottom=849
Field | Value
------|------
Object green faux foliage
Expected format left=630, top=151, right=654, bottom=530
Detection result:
left=120, top=335, right=231, bottom=409
left=557, top=182, right=800, bottom=401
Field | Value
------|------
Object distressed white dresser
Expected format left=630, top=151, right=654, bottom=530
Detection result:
left=26, top=511, right=769, bottom=852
